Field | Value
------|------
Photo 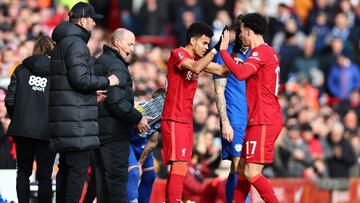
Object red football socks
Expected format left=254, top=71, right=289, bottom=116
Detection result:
left=233, top=175, right=251, bottom=203
left=166, top=163, right=187, bottom=203
left=250, top=174, right=279, bottom=203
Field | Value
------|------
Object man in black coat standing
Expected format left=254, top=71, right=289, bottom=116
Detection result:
left=93, top=28, right=151, bottom=203
left=49, top=2, right=119, bottom=203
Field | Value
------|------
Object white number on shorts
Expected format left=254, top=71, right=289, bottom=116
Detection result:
left=245, top=141, right=257, bottom=156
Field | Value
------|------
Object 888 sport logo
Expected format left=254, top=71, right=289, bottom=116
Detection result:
left=28, top=75, right=47, bottom=92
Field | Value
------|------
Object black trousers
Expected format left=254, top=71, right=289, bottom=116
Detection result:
left=56, top=150, right=90, bottom=203
left=15, top=137, right=55, bottom=203
left=94, top=140, right=130, bottom=203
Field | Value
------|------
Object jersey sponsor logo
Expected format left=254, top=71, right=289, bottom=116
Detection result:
left=234, top=144, right=242, bottom=152
left=249, top=51, right=260, bottom=61
left=28, top=75, right=47, bottom=92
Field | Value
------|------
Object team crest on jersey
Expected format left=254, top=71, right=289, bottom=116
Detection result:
left=178, top=52, right=184, bottom=60
left=252, top=52, right=259, bottom=57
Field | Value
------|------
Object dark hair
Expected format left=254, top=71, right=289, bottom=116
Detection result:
left=242, top=13, right=267, bottom=35
left=186, top=22, right=213, bottom=44
left=33, top=36, right=54, bottom=55
left=230, top=14, right=243, bottom=33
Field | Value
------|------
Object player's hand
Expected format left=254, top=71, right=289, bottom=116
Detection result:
left=137, top=116, right=152, bottom=133
left=213, top=26, right=228, bottom=51
left=222, top=121, right=234, bottom=142
left=220, top=30, right=230, bottom=51
left=108, top=74, right=120, bottom=86
left=96, top=90, right=107, bottom=103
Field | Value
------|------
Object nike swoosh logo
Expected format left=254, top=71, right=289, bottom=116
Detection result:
left=246, top=155, right=254, bottom=159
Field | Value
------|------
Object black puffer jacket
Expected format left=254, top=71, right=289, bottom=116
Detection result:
left=5, top=55, right=50, bottom=140
left=94, top=45, right=142, bottom=144
left=49, top=21, right=109, bottom=152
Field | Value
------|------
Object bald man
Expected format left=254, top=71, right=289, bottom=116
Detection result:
left=93, top=28, right=151, bottom=203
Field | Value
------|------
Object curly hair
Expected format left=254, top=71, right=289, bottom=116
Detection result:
left=186, top=22, right=213, bottom=44
left=242, top=13, right=267, bottom=35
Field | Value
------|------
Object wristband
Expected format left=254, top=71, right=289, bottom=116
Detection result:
left=210, top=48, right=217, bottom=54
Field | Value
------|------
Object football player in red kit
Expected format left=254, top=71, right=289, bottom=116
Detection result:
left=161, top=22, right=228, bottom=203
left=219, top=13, right=283, bottom=203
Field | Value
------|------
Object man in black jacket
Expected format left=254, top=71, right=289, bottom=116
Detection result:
left=93, top=28, right=150, bottom=203
left=49, top=2, right=119, bottom=203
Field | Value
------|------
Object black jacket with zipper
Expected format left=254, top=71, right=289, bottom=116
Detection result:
left=94, top=45, right=142, bottom=144
left=49, top=21, right=109, bottom=152
left=5, top=55, right=51, bottom=140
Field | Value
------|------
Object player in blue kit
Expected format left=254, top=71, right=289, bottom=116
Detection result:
left=213, top=15, right=250, bottom=203
left=127, top=88, right=165, bottom=203
left=127, top=130, right=160, bottom=203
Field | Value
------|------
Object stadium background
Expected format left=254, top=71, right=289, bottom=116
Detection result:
left=0, top=0, right=359, bottom=202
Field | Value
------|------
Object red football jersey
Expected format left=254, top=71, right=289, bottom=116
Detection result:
left=220, top=44, right=283, bottom=125
left=162, top=48, right=198, bottom=124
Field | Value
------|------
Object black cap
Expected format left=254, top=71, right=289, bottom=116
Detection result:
left=68, top=2, right=103, bottom=19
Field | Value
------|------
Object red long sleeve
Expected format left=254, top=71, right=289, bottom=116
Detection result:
left=220, top=50, right=257, bottom=80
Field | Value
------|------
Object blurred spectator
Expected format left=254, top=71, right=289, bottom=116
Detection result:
left=293, top=0, right=313, bottom=24
left=308, top=0, right=333, bottom=32
left=279, top=124, right=313, bottom=177
left=193, top=103, right=209, bottom=134
left=327, top=55, right=360, bottom=100
left=0, top=88, right=15, bottom=169
left=136, top=0, right=168, bottom=35
left=301, top=124, right=323, bottom=160
left=276, top=19, right=304, bottom=83
left=310, top=11, right=330, bottom=53
left=320, top=37, right=346, bottom=79
left=326, top=122, right=356, bottom=177
left=292, top=36, right=324, bottom=89
left=325, top=12, right=353, bottom=54
left=334, top=89, right=360, bottom=118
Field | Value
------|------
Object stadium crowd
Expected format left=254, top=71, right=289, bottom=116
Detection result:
left=0, top=0, right=359, bottom=190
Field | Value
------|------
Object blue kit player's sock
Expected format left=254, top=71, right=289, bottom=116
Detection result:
left=127, top=167, right=140, bottom=203
left=138, top=169, right=156, bottom=203
left=226, top=172, right=237, bottom=203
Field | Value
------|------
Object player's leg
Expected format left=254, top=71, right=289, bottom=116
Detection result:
left=234, top=157, right=251, bottom=203
left=242, top=125, right=282, bottom=203
left=128, top=145, right=140, bottom=203
left=161, top=120, right=193, bottom=203
left=138, top=154, right=156, bottom=203
left=221, top=134, right=240, bottom=203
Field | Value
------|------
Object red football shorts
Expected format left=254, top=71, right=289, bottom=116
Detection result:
left=161, top=120, right=193, bottom=165
left=241, top=124, right=282, bottom=163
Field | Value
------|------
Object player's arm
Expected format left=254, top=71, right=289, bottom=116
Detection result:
left=204, top=62, right=229, bottom=76
left=138, top=131, right=160, bottom=166
left=181, top=51, right=217, bottom=74
left=214, top=78, right=233, bottom=142
left=220, top=50, right=257, bottom=80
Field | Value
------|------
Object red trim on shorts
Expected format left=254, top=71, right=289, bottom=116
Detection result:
left=171, top=121, right=176, bottom=161
left=260, top=126, right=266, bottom=163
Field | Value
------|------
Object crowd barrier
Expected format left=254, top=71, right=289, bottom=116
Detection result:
left=150, top=178, right=360, bottom=203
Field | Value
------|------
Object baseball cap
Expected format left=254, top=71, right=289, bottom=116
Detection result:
left=68, top=2, right=103, bottom=19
